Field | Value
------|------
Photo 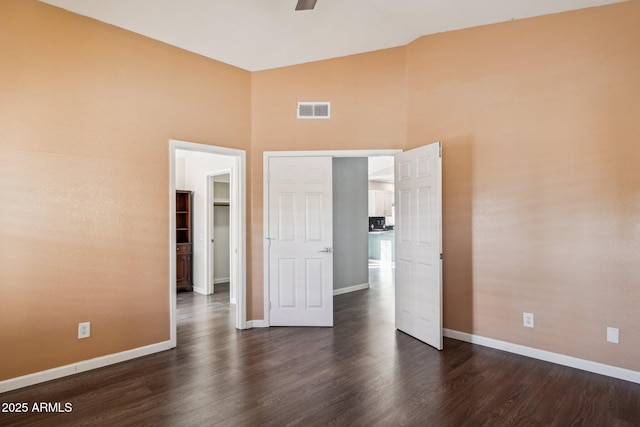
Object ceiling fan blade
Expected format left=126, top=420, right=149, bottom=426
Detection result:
left=295, top=0, right=317, bottom=11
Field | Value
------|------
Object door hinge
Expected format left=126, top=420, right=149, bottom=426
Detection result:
left=269, top=301, right=272, bottom=311
left=440, top=253, right=443, bottom=260
left=439, top=145, right=442, bottom=158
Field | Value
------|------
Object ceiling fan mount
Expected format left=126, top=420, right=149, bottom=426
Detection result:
left=295, top=0, right=317, bottom=11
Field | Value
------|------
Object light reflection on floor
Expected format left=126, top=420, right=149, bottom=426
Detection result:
left=368, top=259, right=394, bottom=291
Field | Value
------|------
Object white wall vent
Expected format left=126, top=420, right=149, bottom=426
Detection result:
left=297, top=102, right=331, bottom=119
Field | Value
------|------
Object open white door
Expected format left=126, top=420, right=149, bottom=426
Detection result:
left=267, top=156, right=333, bottom=326
left=394, top=142, right=443, bottom=349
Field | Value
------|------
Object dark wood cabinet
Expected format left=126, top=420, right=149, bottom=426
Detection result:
left=176, top=191, right=193, bottom=292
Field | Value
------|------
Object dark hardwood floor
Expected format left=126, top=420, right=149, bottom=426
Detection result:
left=2, top=271, right=639, bottom=426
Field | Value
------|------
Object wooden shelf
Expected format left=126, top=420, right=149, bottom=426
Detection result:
left=176, top=190, right=193, bottom=292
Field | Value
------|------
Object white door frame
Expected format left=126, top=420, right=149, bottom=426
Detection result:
left=206, top=169, right=232, bottom=298
left=263, top=149, right=401, bottom=326
left=169, top=139, right=247, bottom=348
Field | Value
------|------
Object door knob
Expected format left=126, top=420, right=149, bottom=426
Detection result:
left=318, top=247, right=333, bottom=253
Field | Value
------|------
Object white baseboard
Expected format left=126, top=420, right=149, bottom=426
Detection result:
left=192, top=286, right=207, bottom=295
left=214, top=278, right=230, bottom=285
left=193, top=282, right=230, bottom=295
left=246, top=320, right=268, bottom=328
left=444, top=328, right=640, bottom=384
left=10, top=326, right=635, bottom=395
left=333, top=283, right=369, bottom=296
left=0, top=340, right=174, bottom=394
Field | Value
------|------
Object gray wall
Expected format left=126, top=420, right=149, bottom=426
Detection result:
left=332, top=157, right=369, bottom=290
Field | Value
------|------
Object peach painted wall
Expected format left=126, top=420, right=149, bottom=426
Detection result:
left=0, top=0, right=250, bottom=380
left=407, top=1, right=640, bottom=370
left=250, top=1, right=639, bottom=372
left=250, top=48, right=408, bottom=316
left=2, top=0, right=638, bottom=383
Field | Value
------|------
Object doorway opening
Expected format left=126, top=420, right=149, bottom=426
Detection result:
left=207, top=171, right=234, bottom=303
left=263, top=144, right=443, bottom=349
left=262, top=149, right=401, bottom=326
left=366, top=156, right=395, bottom=295
left=169, top=140, right=247, bottom=347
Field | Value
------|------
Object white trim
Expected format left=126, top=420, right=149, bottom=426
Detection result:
left=333, top=283, right=369, bottom=296
left=246, top=320, right=269, bottom=328
left=262, top=154, right=270, bottom=326
left=264, top=149, right=401, bottom=158
left=168, top=145, right=178, bottom=347
left=170, top=140, right=247, bottom=331
left=192, top=286, right=208, bottom=295
left=214, top=277, right=231, bottom=285
left=0, top=341, right=173, bottom=393
left=444, top=329, right=640, bottom=384
left=263, top=149, right=402, bottom=328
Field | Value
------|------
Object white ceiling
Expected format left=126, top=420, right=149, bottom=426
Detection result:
left=369, top=157, right=394, bottom=183
left=40, top=0, right=625, bottom=71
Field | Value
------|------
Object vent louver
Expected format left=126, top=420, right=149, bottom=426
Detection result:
left=297, top=102, right=331, bottom=119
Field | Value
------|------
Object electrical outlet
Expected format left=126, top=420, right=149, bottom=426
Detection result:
left=523, top=312, right=534, bottom=328
left=606, top=327, right=619, bottom=344
left=78, top=322, right=91, bottom=339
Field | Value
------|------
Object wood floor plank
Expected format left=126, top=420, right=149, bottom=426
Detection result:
left=1, top=279, right=639, bottom=426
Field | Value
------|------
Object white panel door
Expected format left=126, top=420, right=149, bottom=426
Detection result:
left=268, top=156, right=333, bottom=326
left=394, top=142, right=443, bottom=349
